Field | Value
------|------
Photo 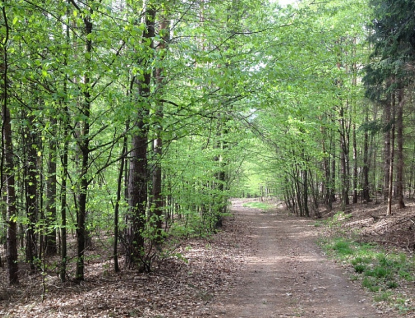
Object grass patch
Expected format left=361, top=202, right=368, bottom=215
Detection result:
left=365, top=266, right=391, bottom=279
left=374, top=291, right=393, bottom=302
left=320, top=217, right=415, bottom=313
left=354, top=264, right=366, bottom=273
left=398, top=270, right=413, bottom=281
left=242, top=201, right=273, bottom=211
left=332, top=239, right=354, bottom=256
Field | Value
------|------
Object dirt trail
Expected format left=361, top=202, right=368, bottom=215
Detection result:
left=213, top=200, right=388, bottom=318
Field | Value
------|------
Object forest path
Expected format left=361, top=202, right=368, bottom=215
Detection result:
left=212, top=199, right=386, bottom=318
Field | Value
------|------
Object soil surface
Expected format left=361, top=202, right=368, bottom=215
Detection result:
left=212, top=199, right=387, bottom=318
left=2, top=198, right=411, bottom=317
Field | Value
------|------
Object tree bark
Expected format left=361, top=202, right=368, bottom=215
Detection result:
left=1, top=3, right=18, bottom=285
left=126, top=5, right=156, bottom=269
left=24, top=114, right=39, bottom=270
left=302, top=168, right=309, bottom=217
left=396, top=88, right=405, bottom=209
left=383, top=89, right=392, bottom=200
left=386, top=91, right=396, bottom=216
left=113, top=127, right=128, bottom=273
left=352, top=123, right=358, bottom=204
left=386, top=122, right=395, bottom=216
left=60, top=113, right=69, bottom=282
left=152, top=13, right=169, bottom=244
left=362, top=109, right=370, bottom=202
left=74, top=5, right=93, bottom=282
left=330, top=135, right=336, bottom=203
left=59, top=11, right=71, bottom=282
left=339, top=105, right=350, bottom=209
left=45, top=120, right=57, bottom=256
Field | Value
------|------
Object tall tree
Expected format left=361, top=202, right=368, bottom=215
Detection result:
left=126, top=3, right=156, bottom=269
left=1, top=2, right=18, bottom=285
left=151, top=9, right=170, bottom=245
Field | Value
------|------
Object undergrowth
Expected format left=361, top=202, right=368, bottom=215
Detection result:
left=319, top=212, right=415, bottom=314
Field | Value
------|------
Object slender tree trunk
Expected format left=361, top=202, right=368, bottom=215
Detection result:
left=45, top=119, right=57, bottom=255
left=24, top=114, right=38, bottom=270
left=321, top=125, right=331, bottom=210
left=1, top=3, right=18, bottom=285
left=114, top=123, right=128, bottom=273
left=3, top=103, right=18, bottom=285
left=59, top=11, right=71, bottom=282
left=396, top=88, right=405, bottom=209
left=362, top=109, right=370, bottom=202
left=383, top=90, right=392, bottom=200
left=386, top=91, right=396, bottom=216
left=330, top=132, right=336, bottom=203
left=74, top=6, right=93, bottom=282
left=152, top=13, right=169, bottom=244
left=351, top=45, right=358, bottom=204
left=386, top=122, right=395, bottom=216
left=339, top=105, right=350, bottom=209
left=352, top=123, right=358, bottom=203
left=302, top=168, right=309, bottom=217
left=60, top=116, right=69, bottom=282
left=152, top=135, right=163, bottom=237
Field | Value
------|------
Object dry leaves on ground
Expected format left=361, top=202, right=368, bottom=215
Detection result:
left=0, top=215, right=252, bottom=318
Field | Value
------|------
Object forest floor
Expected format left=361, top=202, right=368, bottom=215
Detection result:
left=1, top=198, right=415, bottom=317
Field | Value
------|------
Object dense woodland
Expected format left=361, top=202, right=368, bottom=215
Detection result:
left=0, top=0, right=414, bottom=287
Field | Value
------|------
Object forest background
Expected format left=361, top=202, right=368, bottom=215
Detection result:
left=0, top=0, right=413, bottom=289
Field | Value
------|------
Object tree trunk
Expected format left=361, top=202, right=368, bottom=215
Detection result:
left=396, top=88, right=405, bottom=209
left=45, top=120, right=57, bottom=256
left=383, top=90, right=392, bottom=200
left=60, top=116, right=69, bottom=282
left=386, top=122, right=395, bottom=216
left=302, top=168, right=309, bottom=217
left=339, top=105, right=350, bottom=209
left=1, top=4, right=18, bottom=285
left=352, top=123, right=358, bottom=204
left=126, top=5, right=156, bottom=269
left=321, top=125, right=332, bottom=210
left=59, top=11, right=70, bottom=282
left=24, top=115, right=39, bottom=270
left=330, top=132, right=336, bottom=203
left=362, top=109, right=370, bottom=202
left=75, top=9, right=93, bottom=282
left=114, top=123, right=128, bottom=273
left=386, top=91, right=396, bottom=216
left=3, top=104, right=18, bottom=285
left=151, top=13, right=169, bottom=244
